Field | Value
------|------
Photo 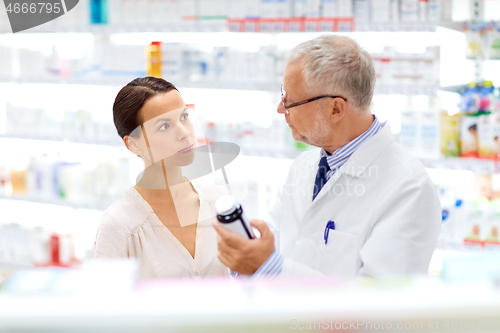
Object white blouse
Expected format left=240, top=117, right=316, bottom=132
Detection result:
left=94, top=180, right=230, bottom=279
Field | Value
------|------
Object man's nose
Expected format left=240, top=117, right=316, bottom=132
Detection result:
left=277, top=102, right=286, bottom=115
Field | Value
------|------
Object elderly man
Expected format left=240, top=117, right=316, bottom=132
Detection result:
left=214, top=35, right=441, bottom=279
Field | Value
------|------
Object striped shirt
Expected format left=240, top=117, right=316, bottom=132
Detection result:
left=253, top=115, right=382, bottom=278
left=321, top=114, right=382, bottom=182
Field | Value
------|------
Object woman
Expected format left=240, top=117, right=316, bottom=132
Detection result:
left=94, top=76, right=229, bottom=279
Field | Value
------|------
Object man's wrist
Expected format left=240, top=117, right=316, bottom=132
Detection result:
left=253, top=250, right=283, bottom=277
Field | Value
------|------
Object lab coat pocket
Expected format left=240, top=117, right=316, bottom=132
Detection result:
left=314, top=230, right=359, bottom=279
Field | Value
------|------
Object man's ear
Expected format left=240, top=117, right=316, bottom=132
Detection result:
left=329, top=98, right=347, bottom=123
left=124, top=135, right=142, bottom=156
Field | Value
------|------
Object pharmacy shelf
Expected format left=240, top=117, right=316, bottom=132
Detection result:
left=0, top=21, right=230, bottom=34
left=0, top=261, right=33, bottom=270
left=1, top=77, right=439, bottom=95
left=5, top=135, right=500, bottom=172
left=356, top=21, right=438, bottom=32
left=0, top=134, right=308, bottom=160
left=441, top=20, right=500, bottom=34
left=0, top=156, right=495, bottom=213
left=436, top=240, right=500, bottom=254
left=241, top=147, right=307, bottom=159
left=0, top=76, right=282, bottom=92
left=0, top=134, right=124, bottom=147
left=4, top=135, right=499, bottom=173
left=174, top=80, right=281, bottom=92
left=0, top=76, right=133, bottom=88
left=0, top=20, right=443, bottom=34
left=376, top=84, right=439, bottom=96
left=420, top=157, right=500, bottom=174
left=0, top=194, right=111, bottom=211
left=438, top=21, right=467, bottom=32
left=438, top=83, right=496, bottom=95
left=439, top=83, right=469, bottom=94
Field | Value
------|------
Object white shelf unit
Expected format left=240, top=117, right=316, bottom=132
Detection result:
left=420, top=157, right=500, bottom=174
left=0, top=77, right=440, bottom=95
left=0, top=134, right=124, bottom=147
left=356, top=21, right=438, bottom=32
left=436, top=240, right=500, bottom=254
left=0, top=21, right=231, bottom=34
left=0, top=76, right=283, bottom=92
left=0, top=21, right=444, bottom=34
left=6, top=133, right=497, bottom=173
left=0, top=193, right=111, bottom=211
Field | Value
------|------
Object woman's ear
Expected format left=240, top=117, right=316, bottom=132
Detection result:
left=124, top=135, right=142, bottom=156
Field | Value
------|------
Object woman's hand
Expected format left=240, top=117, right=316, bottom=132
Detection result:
left=213, top=219, right=275, bottom=275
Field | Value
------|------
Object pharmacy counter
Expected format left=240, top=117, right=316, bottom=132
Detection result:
left=1, top=270, right=500, bottom=333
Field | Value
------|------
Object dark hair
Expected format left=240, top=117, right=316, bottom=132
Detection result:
left=113, top=76, right=178, bottom=139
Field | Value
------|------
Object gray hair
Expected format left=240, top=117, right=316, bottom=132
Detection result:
left=286, top=35, right=376, bottom=111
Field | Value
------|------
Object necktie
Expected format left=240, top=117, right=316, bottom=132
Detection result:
left=312, top=156, right=330, bottom=201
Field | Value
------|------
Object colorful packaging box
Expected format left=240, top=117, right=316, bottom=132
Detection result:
left=464, top=21, right=487, bottom=59
left=484, top=199, right=500, bottom=243
left=440, top=113, right=461, bottom=157
left=463, top=199, right=486, bottom=241
left=488, top=21, right=500, bottom=59
left=460, top=114, right=480, bottom=157
left=478, top=113, right=499, bottom=159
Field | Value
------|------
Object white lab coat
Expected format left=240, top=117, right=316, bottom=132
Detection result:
left=267, top=121, right=441, bottom=279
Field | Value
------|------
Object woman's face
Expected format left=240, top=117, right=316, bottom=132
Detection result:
left=132, top=90, right=196, bottom=166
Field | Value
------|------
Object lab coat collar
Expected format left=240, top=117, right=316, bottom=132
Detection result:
left=302, top=121, right=394, bottom=221
left=296, top=121, right=393, bottom=180
left=339, top=121, right=393, bottom=178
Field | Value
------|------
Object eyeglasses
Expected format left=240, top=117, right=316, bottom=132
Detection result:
left=280, top=85, right=347, bottom=114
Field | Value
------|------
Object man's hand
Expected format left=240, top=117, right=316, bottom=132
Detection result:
left=213, top=219, right=275, bottom=275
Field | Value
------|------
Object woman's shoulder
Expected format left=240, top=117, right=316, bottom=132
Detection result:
left=101, top=187, right=149, bottom=235
left=191, top=180, right=230, bottom=203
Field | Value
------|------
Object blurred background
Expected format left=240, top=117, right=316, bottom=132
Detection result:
left=1, top=0, right=500, bottom=331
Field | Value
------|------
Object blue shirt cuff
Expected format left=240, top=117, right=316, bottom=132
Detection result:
left=252, top=250, right=283, bottom=277
left=228, top=268, right=239, bottom=278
